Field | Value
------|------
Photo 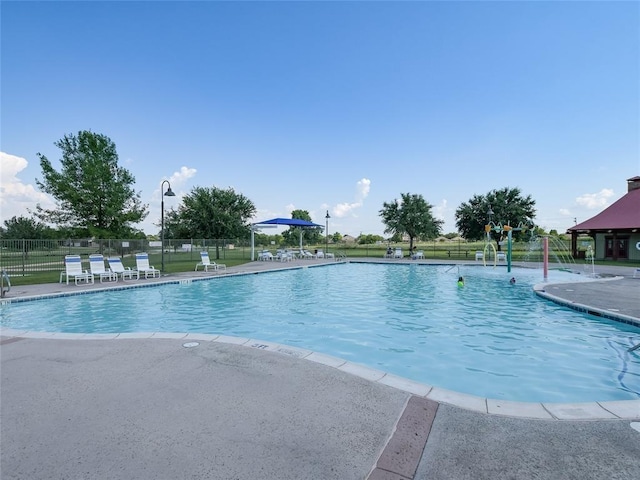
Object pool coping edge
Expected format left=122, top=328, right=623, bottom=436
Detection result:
left=1, top=327, right=638, bottom=421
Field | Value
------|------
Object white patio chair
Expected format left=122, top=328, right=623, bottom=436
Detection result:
left=135, top=252, right=161, bottom=278
left=107, top=257, right=139, bottom=281
left=60, top=255, right=94, bottom=285
left=475, top=250, right=484, bottom=261
left=89, top=254, right=117, bottom=283
left=195, top=251, right=226, bottom=272
left=258, top=250, right=273, bottom=261
left=393, top=248, right=403, bottom=259
left=275, top=250, right=292, bottom=262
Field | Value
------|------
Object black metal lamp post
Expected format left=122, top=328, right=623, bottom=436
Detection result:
left=325, top=210, right=330, bottom=258
left=161, top=180, right=175, bottom=272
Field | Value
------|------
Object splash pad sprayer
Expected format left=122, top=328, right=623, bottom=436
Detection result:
left=543, top=236, right=549, bottom=281
left=483, top=207, right=541, bottom=276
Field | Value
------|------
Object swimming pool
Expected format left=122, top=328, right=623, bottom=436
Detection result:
left=2, top=263, right=639, bottom=403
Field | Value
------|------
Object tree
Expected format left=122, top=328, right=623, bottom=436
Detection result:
left=165, top=186, right=256, bottom=258
left=358, top=234, right=384, bottom=245
left=281, top=209, right=322, bottom=247
left=0, top=215, right=56, bottom=257
left=1, top=215, right=55, bottom=239
left=35, top=131, right=148, bottom=238
left=454, top=187, right=536, bottom=246
left=379, top=193, right=443, bottom=252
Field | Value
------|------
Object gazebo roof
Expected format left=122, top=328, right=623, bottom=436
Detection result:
left=568, top=187, right=640, bottom=232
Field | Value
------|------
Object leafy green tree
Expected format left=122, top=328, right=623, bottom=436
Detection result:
left=35, top=131, right=148, bottom=238
left=281, top=209, right=322, bottom=247
left=164, top=186, right=255, bottom=258
left=331, top=232, right=343, bottom=243
left=0, top=215, right=57, bottom=256
left=454, top=187, right=536, bottom=247
left=533, top=226, right=547, bottom=237
left=1, top=215, right=55, bottom=239
left=358, top=234, right=384, bottom=245
left=379, top=193, right=443, bottom=252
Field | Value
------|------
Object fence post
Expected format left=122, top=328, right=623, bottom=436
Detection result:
left=22, top=239, right=26, bottom=276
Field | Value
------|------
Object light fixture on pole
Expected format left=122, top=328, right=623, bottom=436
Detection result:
left=161, top=180, right=175, bottom=272
left=325, top=210, right=330, bottom=258
left=487, top=205, right=494, bottom=225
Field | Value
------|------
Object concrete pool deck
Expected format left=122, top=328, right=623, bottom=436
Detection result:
left=1, top=259, right=640, bottom=479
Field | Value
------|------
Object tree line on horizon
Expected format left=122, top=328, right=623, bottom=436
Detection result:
left=1, top=131, right=543, bottom=251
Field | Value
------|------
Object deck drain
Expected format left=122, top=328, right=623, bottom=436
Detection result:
left=182, top=342, right=200, bottom=348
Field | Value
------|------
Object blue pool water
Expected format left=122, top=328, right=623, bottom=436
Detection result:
left=2, top=263, right=639, bottom=403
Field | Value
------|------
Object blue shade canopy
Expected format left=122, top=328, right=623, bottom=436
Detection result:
left=251, top=218, right=323, bottom=260
left=254, top=217, right=323, bottom=228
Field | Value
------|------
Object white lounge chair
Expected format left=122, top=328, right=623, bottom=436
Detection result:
left=275, top=250, right=292, bottom=262
left=195, top=251, right=226, bottom=272
left=258, top=250, right=273, bottom=261
left=107, top=257, right=139, bottom=281
left=89, top=254, right=117, bottom=282
left=60, top=255, right=94, bottom=285
left=413, top=250, right=424, bottom=259
left=300, top=250, right=316, bottom=259
left=497, top=252, right=506, bottom=262
left=135, top=252, right=161, bottom=278
left=393, top=248, right=403, bottom=259
left=475, top=250, right=484, bottom=261
left=316, top=249, right=325, bottom=259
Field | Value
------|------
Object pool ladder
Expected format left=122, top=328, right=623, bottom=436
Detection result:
left=1, top=269, right=10, bottom=298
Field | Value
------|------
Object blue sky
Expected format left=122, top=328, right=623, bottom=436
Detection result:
left=2, top=0, right=638, bottom=238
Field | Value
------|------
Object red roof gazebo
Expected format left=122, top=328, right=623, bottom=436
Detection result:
left=567, top=176, right=640, bottom=261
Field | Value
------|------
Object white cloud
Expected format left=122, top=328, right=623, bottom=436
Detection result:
left=356, top=178, right=371, bottom=200
left=0, top=151, right=56, bottom=222
left=332, top=178, right=371, bottom=218
left=152, top=166, right=197, bottom=198
left=575, top=189, right=614, bottom=209
left=169, top=166, right=197, bottom=187
left=433, top=198, right=448, bottom=223
left=558, top=208, right=571, bottom=216
left=141, top=166, right=198, bottom=234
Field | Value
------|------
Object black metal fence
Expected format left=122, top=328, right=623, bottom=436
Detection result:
left=0, top=236, right=584, bottom=276
left=0, top=238, right=252, bottom=276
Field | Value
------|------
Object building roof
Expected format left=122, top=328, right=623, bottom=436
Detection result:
left=568, top=187, right=640, bottom=232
